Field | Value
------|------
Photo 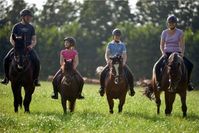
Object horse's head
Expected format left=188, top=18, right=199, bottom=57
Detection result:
left=62, top=59, right=75, bottom=85
left=167, top=52, right=183, bottom=91
left=63, top=59, right=74, bottom=73
left=109, top=55, right=123, bottom=84
left=13, top=34, right=29, bottom=70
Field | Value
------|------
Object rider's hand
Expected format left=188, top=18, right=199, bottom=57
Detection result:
left=180, top=53, right=184, bottom=57
left=106, top=60, right=111, bottom=65
left=27, top=45, right=33, bottom=50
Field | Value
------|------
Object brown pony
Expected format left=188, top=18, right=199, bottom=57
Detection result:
left=105, top=55, right=128, bottom=114
left=9, top=34, right=35, bottom=113
left=144, top=52, right=188, bottom=117
left=58, top=59, right=81, bottom=114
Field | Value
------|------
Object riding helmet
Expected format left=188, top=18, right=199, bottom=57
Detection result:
left=20, top=9, right=33, bottom=17
left=167, top=15, right=177, bottom=23
left=64, top=37, right=76, bottom=46
left=112, top=28, right=122, bottom=36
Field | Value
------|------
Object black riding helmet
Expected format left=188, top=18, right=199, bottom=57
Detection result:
left=167, top=15, right=177, bottom=23
left=112, top=28, right=122, bottom=36
left=20, top=9, right=33, bottom=17
left=64, top=37, right=76, bottom=47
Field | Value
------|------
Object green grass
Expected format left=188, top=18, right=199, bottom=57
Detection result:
left=0, top=81, right=199, bottom=133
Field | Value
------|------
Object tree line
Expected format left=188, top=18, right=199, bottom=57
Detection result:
left=0, top=0, right=199, bottom=85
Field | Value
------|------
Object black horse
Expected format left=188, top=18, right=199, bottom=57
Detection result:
left=59, top=59, right=82, bottom=113
left=9, top=34, right=35, bottom=113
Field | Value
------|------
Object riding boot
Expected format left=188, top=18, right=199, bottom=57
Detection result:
left=30, top=49, right=41, bottom=86
left=124, top=65, right=135, bottom=96
left=51, top=69, right=62, bottom=99
left=1, top=48, right=13, bottom=85
left=99, top=65, right=109, bottom=96
left=75, top=71, right=85, bottom=99
left=183, top=57, right=194, bottom=91
left=154, top=55, right=167, bottom=91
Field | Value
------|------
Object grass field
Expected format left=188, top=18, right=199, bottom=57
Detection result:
left=0, top=81, right=199, bottom=133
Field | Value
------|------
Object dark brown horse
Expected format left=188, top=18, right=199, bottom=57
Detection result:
left=58, top=59, right=81, bottom=113
left=105, top=55, right=128, bottom=114
left=144, top=52, right=188, bottom=117
left=9, top=34, right=35, bottom=113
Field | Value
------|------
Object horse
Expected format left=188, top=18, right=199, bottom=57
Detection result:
left=9, top=34, right=35, bottom=113
left=144, top=52, right=188, bottom=117
left=105, top=55, right=128, bottom=114
left=58, top=59, right=81, bottom=114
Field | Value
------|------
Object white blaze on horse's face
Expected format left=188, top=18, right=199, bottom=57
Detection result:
left=114, top=63, right=119, bottom=76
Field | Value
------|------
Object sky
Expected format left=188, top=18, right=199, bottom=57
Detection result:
left=7, top=0, right=138, bottom=13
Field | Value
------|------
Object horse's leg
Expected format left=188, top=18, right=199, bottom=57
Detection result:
left=61, top=97, right=67, bottom=114
left=11, top=84, right=19, bottom=112
left=118, top=96, right=126, bottom=113
left=23, top=86, right=35, bottom=113
left=107, top=96, right=114, bottom=114
left=165, top=92, right=176, bottom=116
left=69, top=100, right=76, bottom=112
left=179, top=91, right=187, bottom=117
left=154, top=91, right=161, bottom=114
left=17, top=87, right=22, bottom=109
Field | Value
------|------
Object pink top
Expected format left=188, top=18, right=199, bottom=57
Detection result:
left=161, top=28, right=183, bottom=53
left=60, top=49, right=78, bottom=60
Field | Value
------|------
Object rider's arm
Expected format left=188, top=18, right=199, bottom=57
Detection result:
left=60, top=54, right=64, bottom=66
left=122, top=44, right=127, bottom=66
left=179, top=32, right=185, bottom=56
left=160, top=38, right=165, bottom=55
left=122, top=52, right=127, bottom=66
left=160, top=31, right=166, bottom=55
left=105, top=46, right=110, bottom=64
left=28, top=35, right=37, bottom=49
left=73, top=55, right=79, bottom=69
left=10, top=34, right=15, bottom=46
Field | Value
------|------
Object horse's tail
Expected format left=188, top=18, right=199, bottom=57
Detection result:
left=96, top=66, right=104, bottom=76
left=143, top=81, right=155, bottom=101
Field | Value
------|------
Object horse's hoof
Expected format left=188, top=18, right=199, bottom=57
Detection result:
left=110, top=111, right=113, bottom=114
left=165, top=113, right=171, bottom=116
left=24, top=111, right=30, bottom=113
left=183, top=113, right=187, bottom=117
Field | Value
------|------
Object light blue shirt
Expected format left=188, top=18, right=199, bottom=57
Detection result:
left=107, top=40, right=127, bottom=56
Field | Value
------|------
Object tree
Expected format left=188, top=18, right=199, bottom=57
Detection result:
left=6, top=0, right=27, bottom=25
left=135, top=0, right=199, bottom=31
left=37, top=0, right=78, bottom=27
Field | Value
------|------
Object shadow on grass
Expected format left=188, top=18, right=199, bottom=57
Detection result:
left=123, top=111, right=166, bottom=122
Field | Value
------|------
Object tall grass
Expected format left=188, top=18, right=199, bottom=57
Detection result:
left=0, top=81, right=199, bottom=133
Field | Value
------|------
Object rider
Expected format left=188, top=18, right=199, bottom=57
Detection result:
left=99, top=28, right=135, bottom=97
left=1, top=9, right=40, bottom=86
left=154, top=15, right=194, bottom=91
left=51, top=37, right=84, bottom=99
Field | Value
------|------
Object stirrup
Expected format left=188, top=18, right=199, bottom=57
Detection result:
left=99, top=88, right=105, bottom=97
left=129, top=90, right=135, bottom=96
left=1, top=78, right=9, bottom=85
left=188, top=83, right=194, bottom=91
left=34, top=79, right=41, bottom=86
